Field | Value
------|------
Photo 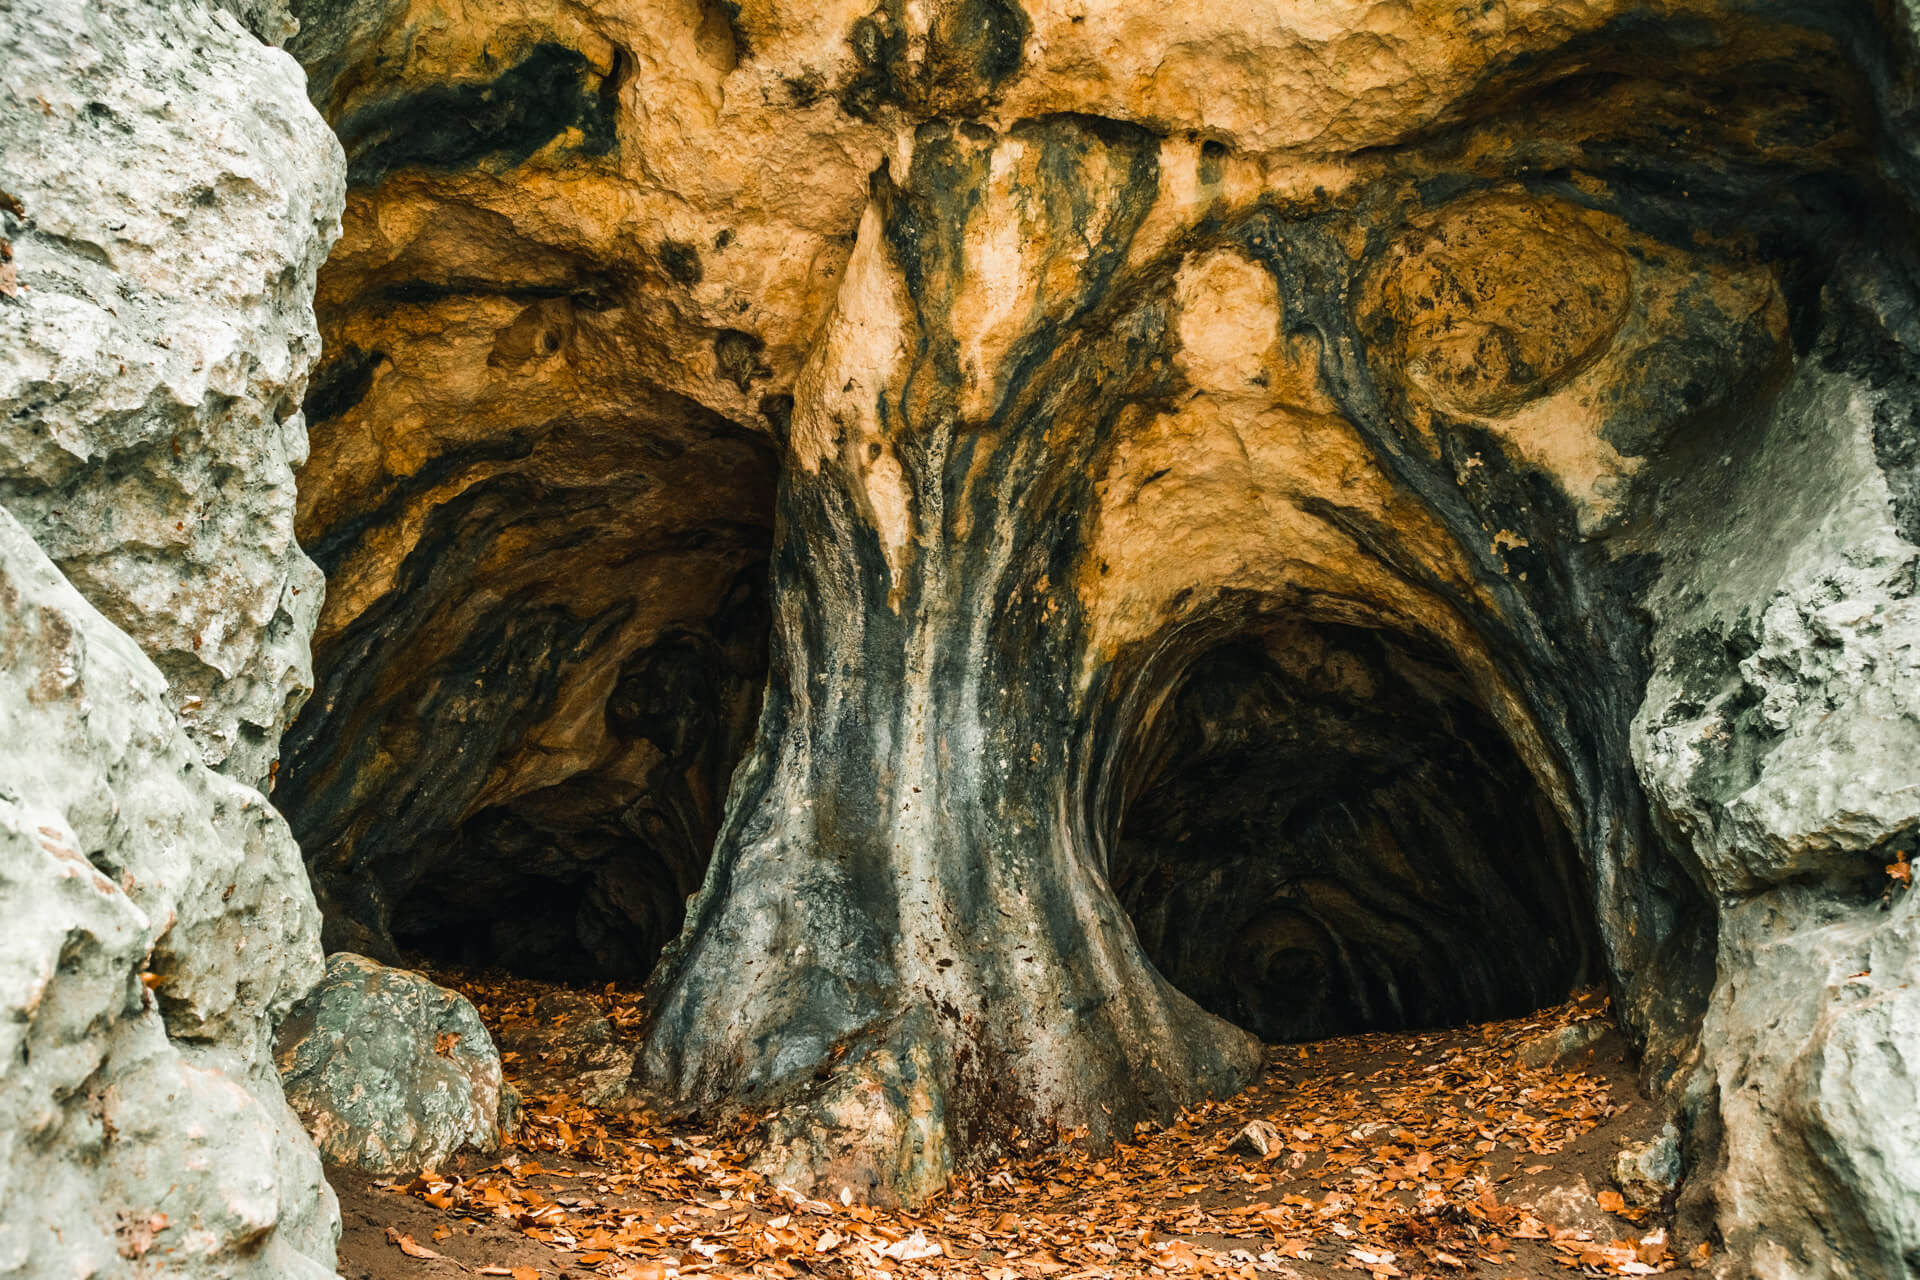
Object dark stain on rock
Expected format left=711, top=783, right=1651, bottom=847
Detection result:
left=839, top=0, right=1027, bottom=119
left=303, top=343, right=386, bottom=427
left=938, top=0, right=1028, bottom=94
left=784, top=72, right=828, bottom=108
left=1197, top=139, right=1228, bottom=187
left=661, top=239, right=703, bottom=287
left=380, top=272, right=620, bottom=311
left=714, top=329, right=771, bottom=391
left=840, top=3, right=910, bottom=120
left=337, top=42, right=624, bottom=188
left=303, top=430, right=541, bottom=577
left=1600, top=287, right=1788, bottom=461
left=758, top=393, right=795, bottom=441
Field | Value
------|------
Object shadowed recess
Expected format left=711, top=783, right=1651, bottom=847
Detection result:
left=277, top=407, right=776, bottom=985
left=1111, top=623, right=1601, bottom=1043
left=335, top=41, right=627, bottom=187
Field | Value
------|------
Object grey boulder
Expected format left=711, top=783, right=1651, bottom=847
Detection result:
left=277, top=953, right=506, bottom=1175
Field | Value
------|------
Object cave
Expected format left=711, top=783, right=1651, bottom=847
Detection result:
left=275, top=359, right=779, bottom=983
left=13, top=0, right=1919, bottom=1272
left=263, top=1, right=1860, bottom=1210
left=1109, top=622, right=1599, bottom=1044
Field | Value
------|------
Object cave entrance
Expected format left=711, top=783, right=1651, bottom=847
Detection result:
left=383, top=602, right=772, bottom=987
left=279, top=401, right=780, bottom=989
left=1108, top=621, right=1602, bottom=1044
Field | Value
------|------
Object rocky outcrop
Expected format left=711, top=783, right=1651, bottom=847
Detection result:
left=1629, top=255, right=1920, bottom=1277
left=0, top=509, right=336, bottom=1277
left=277, top=953, right=506, bottom=1175
left=0, top=0, right=342, bottom=792
left=0, top=0, right=343, bottom=1275
left=258, top=0, right=1920, bottom=1273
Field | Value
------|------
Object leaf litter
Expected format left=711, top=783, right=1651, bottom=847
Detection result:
left=341, top=978, right=1699, bottom=1280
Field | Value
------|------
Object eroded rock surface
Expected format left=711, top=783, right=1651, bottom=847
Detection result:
left=277, top=0, right=785, bottom=972
left=0, top=0, right=342, bottom=791
left=0, top=1, right=344, bottom=1274
left=257, top=1, right=1920, bottom=1274
left=277, top=953, right=506, bottom=1175
left=0, top=510, right=336, bottom=1277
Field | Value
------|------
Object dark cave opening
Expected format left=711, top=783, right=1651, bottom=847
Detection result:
left=376, top=584, right=773, bottom=987
left=1109, top=622, right=1603, bottom=1044
left=279, top=406, right=778, bottom=989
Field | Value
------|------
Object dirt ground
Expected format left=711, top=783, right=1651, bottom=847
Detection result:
left=333, top=977, right=1700, bottom=1280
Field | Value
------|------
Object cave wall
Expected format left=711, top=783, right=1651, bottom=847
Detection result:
left=273, top=0, right=813, bottom=977
left=0, top=0, right=344, bottom=1274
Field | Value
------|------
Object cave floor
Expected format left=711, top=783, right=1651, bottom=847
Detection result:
left=332, top=977, right=1701, bottom=1280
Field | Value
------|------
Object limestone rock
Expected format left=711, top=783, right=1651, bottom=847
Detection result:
left=1521, top=1173, right=1627, bottom=1241
left=0, top=0, right=343, bottom=790
left=1630, top=276, right=1920, bottom=1278
left=276, top=953, right=506, bottom=1175
left=0, top=508, right=336, bottom=1278
left=1614, top=1124, right=1682, bottom=1211
left=0, top=3, right=343, bottom=1273
left=1225, top=1120, right=1284, bottom=1159
left=1517, top=1021, right=1610, bottom=1071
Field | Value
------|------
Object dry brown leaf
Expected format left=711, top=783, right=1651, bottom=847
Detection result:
left=384, top=1227, right=444, bottom=1260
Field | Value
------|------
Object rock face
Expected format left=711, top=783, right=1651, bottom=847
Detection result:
left=1615, top=1124, right=1683, bottom=1211
left=276, top=0, right=785, bottom=979
left=0, top=0, right=344, bottom=1275
left=0, top=510, right=336, bottom=1277
left=250, top=0, right=1920, bottom=1274
left=0, top=0, right=342, bottom=792
left=277, top=953, right=505, bottom=1175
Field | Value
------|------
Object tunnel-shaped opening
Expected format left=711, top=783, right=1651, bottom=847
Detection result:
left=379, top=588, right=773, bottom=984
left=1109, top=620, right=1601, bottom=1043
left=277, top=385, right=779, bottom=986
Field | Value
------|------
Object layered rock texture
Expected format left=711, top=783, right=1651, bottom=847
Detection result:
left=0, top=0, right=343, bottom=1274
left=0, top=513, right=335, bottom=1278
left=7, top=0, right=1914, bottom=1276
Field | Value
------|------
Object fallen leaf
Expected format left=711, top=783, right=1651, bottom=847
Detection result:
left=384, top=1227, right=444, bottom=1260
left=877, top=1230, right=942, bottom=1260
